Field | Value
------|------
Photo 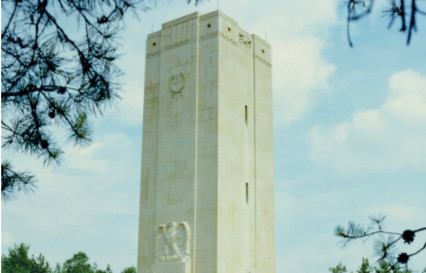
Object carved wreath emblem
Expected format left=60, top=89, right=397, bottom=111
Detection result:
left=169, top=72, right=185, bottom=96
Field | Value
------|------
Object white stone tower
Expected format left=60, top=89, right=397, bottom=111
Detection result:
left=137, top=11, right=274, bottom=273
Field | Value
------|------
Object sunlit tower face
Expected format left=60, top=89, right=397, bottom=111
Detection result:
left=138, top=11, right=274, bottom=273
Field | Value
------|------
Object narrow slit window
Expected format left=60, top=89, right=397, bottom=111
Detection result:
left=245, top=105, right=248, bottom=126
left=245, top=182, right=249, bottom=204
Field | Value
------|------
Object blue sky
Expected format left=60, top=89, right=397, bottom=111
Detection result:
left=2, top=0, right=426, bottom=272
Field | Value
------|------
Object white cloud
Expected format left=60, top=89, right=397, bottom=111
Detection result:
left=107, top=50, right=145, bottom=127
left=272, top=36, right=336, bottom=125
left=108, top=0, right=339, bottom=128
left=113, top=82, right=144, bottom=126
left=275, top=175, right=426, bottom=272
left=363, top=204, right=426, bottom=228
left=2, top=131, right=140, bottom=272
left=100, top=11, right=148, bottom=127
left=232, top=0, right=337, bottom=36
left=233, top=0, right=338, bottom=126
left=308, top=70, right=426, bottom=175
left=63, top=142, right=109, bottom=172
left=61, top=132, right=136, bottom=174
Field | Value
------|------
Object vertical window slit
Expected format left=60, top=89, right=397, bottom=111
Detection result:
left=245, top=105, right=248, bottom=126
left=246, top=182, right=249, bottom=204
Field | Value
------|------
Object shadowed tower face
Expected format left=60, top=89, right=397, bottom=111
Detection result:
left=138, top=11, right=274, bottom=273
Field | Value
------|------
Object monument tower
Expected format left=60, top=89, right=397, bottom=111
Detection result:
left=138, top=11, right=274, bottom=273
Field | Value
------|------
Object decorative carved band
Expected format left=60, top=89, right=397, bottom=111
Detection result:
left=146, top=50, right=161, bottom=58
left=146, top=32, right=258, bottom=56
left=218, top=32, right=238, bottom=46
left=165, top=39, right=190, bottom=51
left=200, top=31, right=218, bottom=41
left=201, top=31, right=253, bottom=48
left=239, top=34, right=252, bottom=48
left=147, top=39, right=190, bottom=56
left=147, top=32, right=254, bottom=54
left=200, top=31, right=239, bottom=47
left=254, top=54, right=272, bottom=67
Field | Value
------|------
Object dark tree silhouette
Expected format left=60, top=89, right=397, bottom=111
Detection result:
left=335, top=216, right=426, bottom=272
left=343, top=0, right=426, bottom=46
left=1, top=243, right=132, bottom=273
left=1, top=0, right=149, bottom=201
left=1, top=243, right=51, bottom=273
left=329, top=258, right=418, bottom=273
left=121, top=266, right=136, bottom=273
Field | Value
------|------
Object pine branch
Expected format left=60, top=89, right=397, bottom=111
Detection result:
left=1, top=161, right=37, bottom=202
left=336, top=216, right=426, bottom=271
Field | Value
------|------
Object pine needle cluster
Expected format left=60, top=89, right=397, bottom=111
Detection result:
left=341, top=0, right=425, bottom=46
left=1, top=0, right=145, bottom=201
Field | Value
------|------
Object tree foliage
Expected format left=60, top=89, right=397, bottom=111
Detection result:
left=330, top=262, right=349, bottom=273
left=342, top=0, right=426, bottom=46
left=330, top=258, right=415, bottom=273
left=121, top=266, right=136, bottom=273
left=51, top=252, right=114, bottom=273
left=61, top=252, right=94, bottom=273
left=329, top=258, right=414, bottom=273
left=1, top=0, right=145, bottom=201
left=1, top=160, right=37, bottom=202
left=1, top=243, right=51, bottom=273
left=335, top=216, right=426, bottom=272
left=1, top=243, right=133, bottom=273
left=357, top=258, right=373, bottom=273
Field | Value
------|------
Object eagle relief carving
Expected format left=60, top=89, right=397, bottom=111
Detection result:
left=155, top=222, right=190, bottom=262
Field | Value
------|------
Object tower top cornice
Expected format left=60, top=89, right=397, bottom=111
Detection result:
left=147, top=10, right=270, bottom=48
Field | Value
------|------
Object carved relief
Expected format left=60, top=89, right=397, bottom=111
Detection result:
left=219, top=32, right=238, bottom=46
left=154, top=222, right=190, bottom=261
left=254, top=55, right=272, bottom=67
left=146, top=38, right=161, bottom=58
left=169, top=73, right=185, bottom=97
left=165, top=39, right=190, bottom=51
left=146, top=50, right=161, bottom=58
left=154, top=31, right=239, bottom=49
left=239, top=34, right=252, bottom=47
left=200, top=31, right=218, bottom=41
